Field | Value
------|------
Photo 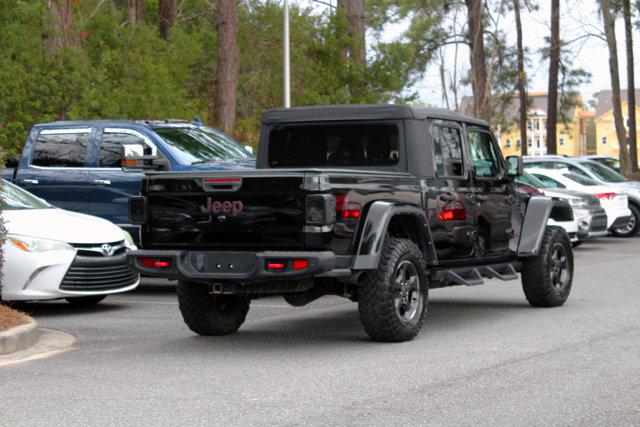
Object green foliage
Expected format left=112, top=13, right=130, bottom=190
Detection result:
left=0, top=0, right=428, bottom=154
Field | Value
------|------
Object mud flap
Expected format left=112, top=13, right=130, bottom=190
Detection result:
left=513, top=196, right=553, bottom=256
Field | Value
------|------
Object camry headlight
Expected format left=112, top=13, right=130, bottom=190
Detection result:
left=567, top=198, right=588, bottom=208
left=7, top=234, right=74, bottom=253
left=123, top=230, right=137, bottom=250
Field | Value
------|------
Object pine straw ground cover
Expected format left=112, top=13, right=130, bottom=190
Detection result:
left=0, top=304, right=30, bottom=332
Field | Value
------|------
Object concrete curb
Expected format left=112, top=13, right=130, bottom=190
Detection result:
left=0, top=318, right=39, bottom=355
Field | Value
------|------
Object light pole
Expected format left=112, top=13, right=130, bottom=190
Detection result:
left=283, top=0, right=291, bottom=108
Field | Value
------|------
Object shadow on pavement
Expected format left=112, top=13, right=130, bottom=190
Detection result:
left=158, top=297, right=532, bottom=351
left=14, top=300, right=126, bottom=318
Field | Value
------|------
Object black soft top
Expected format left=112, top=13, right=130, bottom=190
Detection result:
left=261, top=104, right=489, bottom=127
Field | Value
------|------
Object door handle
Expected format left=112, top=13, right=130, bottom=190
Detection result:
left=439, top=193, right=456, bottom=202
left=92, top=179, right=111, bottom=186
left=19, top=179, right=39, bottom=185
left=475, top=193, right=489, bottom=202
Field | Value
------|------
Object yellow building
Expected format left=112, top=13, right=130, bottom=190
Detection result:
left=459, top=92, right=594, bottom=158
left=594, top=89, right=640, bottom=158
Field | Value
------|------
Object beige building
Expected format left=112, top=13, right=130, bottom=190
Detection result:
left=594, top=89, right=640, bottom=159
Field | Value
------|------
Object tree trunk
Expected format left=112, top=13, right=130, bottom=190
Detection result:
left=45, top=0, right=77, bottom=53
left=601, top=0, right=631, bottom=175
left=337, top=0, right=366, bottom=99
left=546, top=0, right=560, bottom=155
left=128, top=0, right=145, bottom=25
left=623, top=0, right=637, bottom=172
left=211, top=0, right=239, bottom=135
left=514, top=0, right=527, bottom=155
left=159, top=0, right=176, bottom=40
left=465, top=0, right=490, bottom=121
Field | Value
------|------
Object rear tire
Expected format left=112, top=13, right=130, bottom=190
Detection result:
left=358, top=237, right=428, bottom=342
left=177, top=281, right=250, bottom=336
left=521, top=226, right=573, bottom=307
left=65, top=295, right=107, bottom=306
left=611, top=203, right=640, bottom=237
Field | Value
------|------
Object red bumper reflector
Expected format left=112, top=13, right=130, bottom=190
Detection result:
left=267, top=262, right=285, bottom=270
left=203, top=177, right=242, bottom=184
left=293, top=259, right=309, bottom=270
left=139, top=257, right=171, bottom=269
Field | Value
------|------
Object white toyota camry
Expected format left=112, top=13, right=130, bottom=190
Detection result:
left=1, top=180, right=139, bottom=305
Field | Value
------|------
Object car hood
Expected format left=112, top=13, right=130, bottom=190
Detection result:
left=541, top=188, right=590, bottom=200
left=3, top=209, right=125, bottom=244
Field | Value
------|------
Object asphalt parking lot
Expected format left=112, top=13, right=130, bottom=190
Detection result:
left=2, top=236, right=639, bottom=425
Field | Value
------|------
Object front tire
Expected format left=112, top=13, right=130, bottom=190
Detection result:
left=358, top=237, right=428, bottom=342
left=177, top=281, right=250, bottom=336
left=521, top=226, right=573, bottom=307
left=611, top=203, right=640, bottom=237
left=65, top=295, right=107, bottom=306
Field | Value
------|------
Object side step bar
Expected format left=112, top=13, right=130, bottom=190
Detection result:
left=429, top=263, right=520, bottom=288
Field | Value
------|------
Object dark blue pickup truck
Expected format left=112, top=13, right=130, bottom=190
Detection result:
left=3, top=120, right=255, bottom=239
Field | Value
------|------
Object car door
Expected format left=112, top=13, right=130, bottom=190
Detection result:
left=86, top=127, right=158, bottom=232
left=14, top=128, right=92, bottom=212
left=426, top=120, right=476, bottom=261
left=467, top=126, right=513, bottom=256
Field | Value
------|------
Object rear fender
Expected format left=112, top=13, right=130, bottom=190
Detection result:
left=352, top=202, right=436, bottom=270
left=515, top=196, right=553, bottom=256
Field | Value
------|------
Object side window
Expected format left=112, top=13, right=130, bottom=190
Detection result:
left=432, top=125, right=464, bottom=177
left=568, top=166, right=589, bottom=178
left=98, top=132, right=153, bottom=168
left=533, top=174, right=565, bottom=188
left=32, top=131, right=91, bottom=167
left=468, top=129, right=501, bottom=178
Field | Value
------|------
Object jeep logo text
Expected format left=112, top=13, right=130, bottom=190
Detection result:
left=200, top=197, right=244, bottom=216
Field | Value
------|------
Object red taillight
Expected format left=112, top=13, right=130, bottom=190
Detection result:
left=202, top=177, right=242, bottom=184
left=437, top=201, right=467, bottom=221
left=139, top=257, right=172, bottom=269
left=293, top=259, right=309, bottom=270
left=336, top=195, right=361, bottom=220
left=596, top=192, right=616, bottom=199
left=267, top=262, right=285, bottom=270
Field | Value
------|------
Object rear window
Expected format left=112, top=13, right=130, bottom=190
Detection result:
left=267, top=123, right=399, bottom=168
left=32, top=131, right=91, bottom=167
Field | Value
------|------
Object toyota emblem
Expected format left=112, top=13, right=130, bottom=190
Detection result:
left=101, top=243, right=114, bottom=257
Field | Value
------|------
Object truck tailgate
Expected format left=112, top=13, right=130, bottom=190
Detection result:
left=142, top=171, right=307, bottom=250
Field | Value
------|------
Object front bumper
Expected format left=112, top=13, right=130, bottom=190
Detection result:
left=127, top=250, right=347, bottom=282
left=573, top=207, right=608, bottom=239
left=1, top=245, right=140, bottom=301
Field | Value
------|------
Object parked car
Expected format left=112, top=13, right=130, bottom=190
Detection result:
left=515, top=171, right=608, bottom=243
left=3, top=120, right=256, bottom=242
left=579, top=155, right=620, bottom=173
left=523, top=156, right=640, bottom=237
left=126, top=104, right=574, bottom=342
left=526, top=168, right=631, bottom=233
left=0, top=179, right=139, bottom=304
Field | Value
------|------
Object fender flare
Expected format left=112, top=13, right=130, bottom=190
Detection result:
left=516, top=195, right=553, bottom=256
left=352, top=201, right=437, bottom=270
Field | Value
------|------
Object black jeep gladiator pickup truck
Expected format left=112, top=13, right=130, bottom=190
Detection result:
left=127, top=105, right=574, bottom=342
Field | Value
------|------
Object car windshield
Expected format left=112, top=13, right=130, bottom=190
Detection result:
left=563, top=172, right=598, bottom=186
left=579, top=161, right=627, bottom=183
left=0, top=179, right=51, bottom=210
left=152, top=126, right=254, bottom=165
left=517, top=171, right=545, bottom=188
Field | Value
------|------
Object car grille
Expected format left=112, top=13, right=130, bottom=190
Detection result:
left=71, top=240, right=127, bottom=257
left=60, top=253, right=138, bottom=291
left=590, top=213, right=608, bottom=232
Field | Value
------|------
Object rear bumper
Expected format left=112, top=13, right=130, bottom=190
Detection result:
left=126, top=250, right=349, bottom=282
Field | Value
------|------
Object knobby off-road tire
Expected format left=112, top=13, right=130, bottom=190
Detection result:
left=521, top=226, right=573, bottom=307
left=177, top=281, right=250, bottom=336
left=611, top=203, right=640, bottom=237
left=65, top=295, right=107, bottom=305
left=358, top=237, right=428, bottom=342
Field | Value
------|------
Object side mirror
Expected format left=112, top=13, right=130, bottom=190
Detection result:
left=244, top=145, right=254, bottom=155
left=121, top=144, right=162, bottom=170
left=506, top=155, right=523, bottom=177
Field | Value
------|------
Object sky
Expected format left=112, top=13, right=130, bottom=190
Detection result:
left=296, top=0, right=639, bottom=109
